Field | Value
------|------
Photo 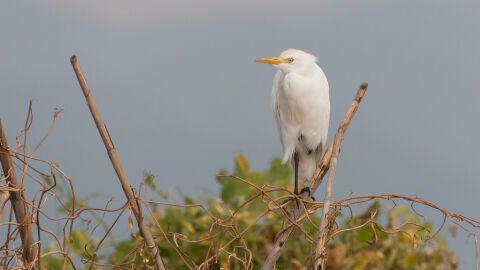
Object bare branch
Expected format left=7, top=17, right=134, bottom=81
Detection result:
left=0, top=120, right=39, bottom=269
left=315, top=128, right=342, bottom=269
left=70, top=55, right=166, bottom=270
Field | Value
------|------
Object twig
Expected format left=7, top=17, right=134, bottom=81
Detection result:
left=0, top=120, right=39, bottom=269
left=314, top=126, right=342, bottom=269
left=311, top=82, right=368, bottom=190
left=70, top=55, right=166, bottom=270
left=262, top=83, right=368, bottom=269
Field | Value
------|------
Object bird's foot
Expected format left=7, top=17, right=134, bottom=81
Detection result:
left=292, top=188, right=308, bottom=208
left=281, top=193, right=302, bottom=208
left=281, top=187, right=313, bottom=208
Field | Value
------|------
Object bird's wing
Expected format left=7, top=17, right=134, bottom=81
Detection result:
left=296, top=68, right=330, bottom=152
left=271, top=70, right=282, bottom=122
left=272, top=70, right=297, bottom=163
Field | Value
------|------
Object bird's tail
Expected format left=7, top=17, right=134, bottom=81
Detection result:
left=282, top=146, right=296, bottom=164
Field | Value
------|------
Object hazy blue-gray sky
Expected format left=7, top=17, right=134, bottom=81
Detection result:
left=1, top=1, right=479, bottom=268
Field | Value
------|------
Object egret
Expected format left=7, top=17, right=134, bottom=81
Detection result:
left=256, top=49, right=330, bottom=195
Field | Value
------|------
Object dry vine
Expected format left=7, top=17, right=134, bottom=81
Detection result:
left=0, top=65, right=478, bottom=270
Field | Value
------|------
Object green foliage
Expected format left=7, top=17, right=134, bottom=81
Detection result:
left=41, top=155, right=459, bottom=269
left=329, top=203, right=458, bottom=270
left=115, top=154, right=300, bottom=269
left=217, top=154, right=292, bottom=206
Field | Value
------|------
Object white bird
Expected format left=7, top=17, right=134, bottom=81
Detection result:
left=256, top=49, right=330, bottom=195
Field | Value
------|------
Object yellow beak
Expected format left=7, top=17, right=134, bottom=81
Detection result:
left=256, top=57, right=289, bottom=65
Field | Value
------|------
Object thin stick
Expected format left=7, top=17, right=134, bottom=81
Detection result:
left=314, top=131, right=342, bottom=269
left=70, top=55, right=166, bottom=270
left=262, top=83, right=368, bottom=269
left=0, top=120, right=39, bottom=269
left=311, top=82, right=368, bottom=190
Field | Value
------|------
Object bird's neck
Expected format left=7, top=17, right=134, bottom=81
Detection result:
left=283, top=64, right=318, bottom=77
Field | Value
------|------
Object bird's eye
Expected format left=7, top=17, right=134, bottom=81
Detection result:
left=287, top=58, right=294, bottom=63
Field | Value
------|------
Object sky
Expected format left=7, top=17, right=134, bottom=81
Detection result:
left=1, top=1, right=479, bottom=268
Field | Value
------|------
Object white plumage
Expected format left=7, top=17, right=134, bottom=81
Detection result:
left=257, top=49, right=330, bottom=194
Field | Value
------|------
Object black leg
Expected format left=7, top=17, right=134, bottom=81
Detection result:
left=293, top=152, right=299, bottom=195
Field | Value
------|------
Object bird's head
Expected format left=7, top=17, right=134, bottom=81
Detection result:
left=256, top=49, right=318, bottom=73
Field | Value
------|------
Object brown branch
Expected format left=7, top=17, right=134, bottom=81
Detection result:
left=0, top=120, right=39, bottom=269
left=314, top=121, right=343, bottom=269
left=262, top=83, right=368, bottom=269
left=70, top=55, right=166, bottom=270
left=311, top=82, right=368, bottom=190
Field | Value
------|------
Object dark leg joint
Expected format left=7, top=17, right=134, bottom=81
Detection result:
left=300, top=187, right=311, bottom=196
left=300, top=187, right=315, bottom=200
